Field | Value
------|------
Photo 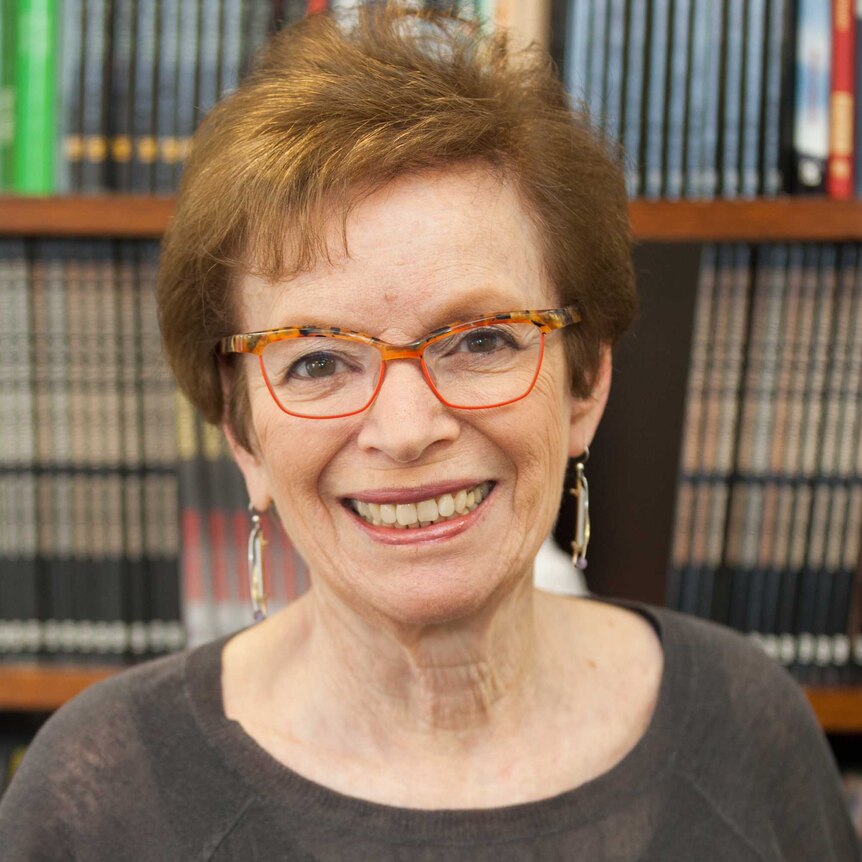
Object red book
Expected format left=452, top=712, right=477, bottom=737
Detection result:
left=828, top=0, right=855, bottom=197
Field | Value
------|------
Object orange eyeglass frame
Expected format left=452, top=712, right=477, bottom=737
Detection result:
left=217, top=305, right=582, bottom=419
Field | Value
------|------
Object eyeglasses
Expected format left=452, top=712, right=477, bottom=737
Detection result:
left=218, top=305, right=581, bottom=419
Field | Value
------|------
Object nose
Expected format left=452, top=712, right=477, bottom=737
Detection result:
left=355, top=358, right=460, bottom=463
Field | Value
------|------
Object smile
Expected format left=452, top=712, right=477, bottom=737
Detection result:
left=347, top=481, right=494, bottom=528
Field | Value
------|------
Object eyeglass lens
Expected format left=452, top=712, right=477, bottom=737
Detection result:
left=260, top=322, right=545, bottom=417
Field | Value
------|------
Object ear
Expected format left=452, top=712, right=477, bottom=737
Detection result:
left=567, top=346, right=612, bottom=459
left=222, top=418, right=274, bottom=513
left=218, top=355, right=274, bottom=512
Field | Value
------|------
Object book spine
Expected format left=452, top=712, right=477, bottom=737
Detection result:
left=622, top=0, right=648, bottom=196
left=698, top=0, right=724, bottom=198
left=720, top=0, right=744, bottom=198
left=761, top=0, right=787, bottom=195
left=684, top=0, right=708, bottom=198
left=586, top=0, right=607, bottom=123
left=740, top=0, right=767, bottom=198
left=601, top=0, right=626, bottom=143
left=829, top=246, right=862, bottom=678
left=80, top=0, right=110, bottom=192
left=220, top=0, right=244, bottom=97
left=664, top=0, right=692, bottom=200
left=132, top=0, right=159, bottom=193
left=242, top=0, right=274, bottom=78
left=644, top=0, right=671, bottom=199
left=109, top=0, right=137, bottom=192
left=155, top=0, right=181, bottom=193
left=667, top=244, right=716, bottom=609
left=733, top=248, right=777, bottom=634
left=563, top=0, right=591, bottom=104
left=827, top=0, right=855, bottom=197
left=13, top=0, right=57, bottom=194
left=115, top=241, right=145, bottom=657
left=855, top=0, right=862, bottom=196
left=177, top=393, right=209, bottom=649
left=699, top=245, right=735, bottom=621
left=0, top=2, right=14, bottom=191
left=792, top=0, right=832, bottom=192
left=197, top=0, right=224, bottom=125
left=717, top=245, right=752, bottom=627
left=174, top=0, right=201, bottom=187
left=0, top=241, right=38, bottom=659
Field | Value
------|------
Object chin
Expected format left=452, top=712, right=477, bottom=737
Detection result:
left=357, top=568, right=515, bottom=630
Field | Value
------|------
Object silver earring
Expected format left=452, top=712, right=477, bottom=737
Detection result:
left=248, top=504, right=269, bottom=622
left=569, top=446, right=590, bottom=571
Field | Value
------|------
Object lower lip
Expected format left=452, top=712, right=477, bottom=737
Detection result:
left=346, top=488, right=495, bottom=545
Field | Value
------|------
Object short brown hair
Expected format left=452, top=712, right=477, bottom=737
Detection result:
left=157, top=5, right=636, bottom=451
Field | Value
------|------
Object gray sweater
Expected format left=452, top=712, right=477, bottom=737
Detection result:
left=1, top=598, right=859, bottom=861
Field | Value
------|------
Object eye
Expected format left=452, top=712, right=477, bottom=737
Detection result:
left=288, top=351, right=347, bottom=379
left=456, top=327, right=518, bottom=353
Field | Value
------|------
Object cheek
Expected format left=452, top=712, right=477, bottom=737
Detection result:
left=494, top=371, right=571, bottom=506
left=251, top=397, right=351, bottom=536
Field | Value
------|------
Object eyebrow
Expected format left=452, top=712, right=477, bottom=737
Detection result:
left=277, top=290, right=526, bottom=335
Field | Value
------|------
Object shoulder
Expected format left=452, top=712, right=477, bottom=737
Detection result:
left=638, top=603, right=860, bottom=860
left=646, top=603, right=815, bottom=732
left=0, top=642, right=253, bottom=860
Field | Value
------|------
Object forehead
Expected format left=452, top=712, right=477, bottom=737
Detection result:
left=236, top=166, right=556, bottom=338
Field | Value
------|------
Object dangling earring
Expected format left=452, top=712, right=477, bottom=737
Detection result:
left=247, top=504, right=269, bottom=622
left=569, top=446, right=590, bottom=571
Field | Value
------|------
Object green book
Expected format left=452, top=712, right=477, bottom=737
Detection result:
left=0, top=1, right=15, bottom=190
left=13, top=0, right=57, bottom=194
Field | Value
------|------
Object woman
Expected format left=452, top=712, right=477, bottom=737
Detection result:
left=1, top=8, right=857, bottom=860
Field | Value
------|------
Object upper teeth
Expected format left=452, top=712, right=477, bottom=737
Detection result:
left=351, top=482, right=492, bottom=528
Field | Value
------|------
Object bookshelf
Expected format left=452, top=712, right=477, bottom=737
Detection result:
left=3, top=196, right=862, bottom=242
left=1, top=194, right=861, bottom=731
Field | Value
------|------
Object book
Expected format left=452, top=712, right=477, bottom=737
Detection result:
left=761, top=0, right=788, bottom=196
left=0, top=2, right=13, bottom=191
left=792, top=0, right=831, bottom=193
left=855, top=0, right=862, bottom=196
left=131, top=0, right=159, bottom=192
left=664, top=0, right=692, bottom=199
left=720, top=0, right=745, bottom=198
left=622, top=0, right=648, bottom=196
left=601, top=0, right=626, bottom=143
left=696, top=0, right=724, bottom=198
left=80, top=0, right=109, bottom=192
left=740, top=0, right=767, bottom=198
left=644, top=0, right=671, bottom=198
left=107, top=0, right=135, bottom=191
left=155, top=0, right=182, bottom=194
left=563, top=0, right=591, bottom=105
left=827, top=0, right=856, bottom=198
left=12, top=0, right=57, bottom=194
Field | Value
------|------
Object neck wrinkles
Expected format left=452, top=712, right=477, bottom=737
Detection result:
left=291, top=575, right=549, bottom=748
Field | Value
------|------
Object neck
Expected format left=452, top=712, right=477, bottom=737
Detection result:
left=275, top=576, right=565, bottom=755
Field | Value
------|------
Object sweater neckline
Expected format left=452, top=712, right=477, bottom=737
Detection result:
left=185, top=595, right=693, bottom=843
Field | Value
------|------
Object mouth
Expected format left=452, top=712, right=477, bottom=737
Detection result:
left=344, top=481, right=495, bottom=529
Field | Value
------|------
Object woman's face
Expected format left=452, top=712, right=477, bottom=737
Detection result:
left=229, top=166, right=610, bottom=627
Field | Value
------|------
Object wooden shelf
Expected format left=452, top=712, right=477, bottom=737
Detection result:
left=805, top=687, right=862, bottom=735
left=0, top=664, right=860, bottom=732
left=0, top=195, right=174, bottom=237
left=0, top=665, right=122, bottom=711
left=628, top=198, right=862, bottom=242
left=3, top=196, right=862, bottom=242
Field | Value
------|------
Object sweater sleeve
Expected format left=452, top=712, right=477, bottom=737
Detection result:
left=666, top=611, right=861, bottom=862
left=0, top=654, right=255, bottom=862
left=756, top=669, right=861, bottom=861
left=0, top=682, right=139, bottom=861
